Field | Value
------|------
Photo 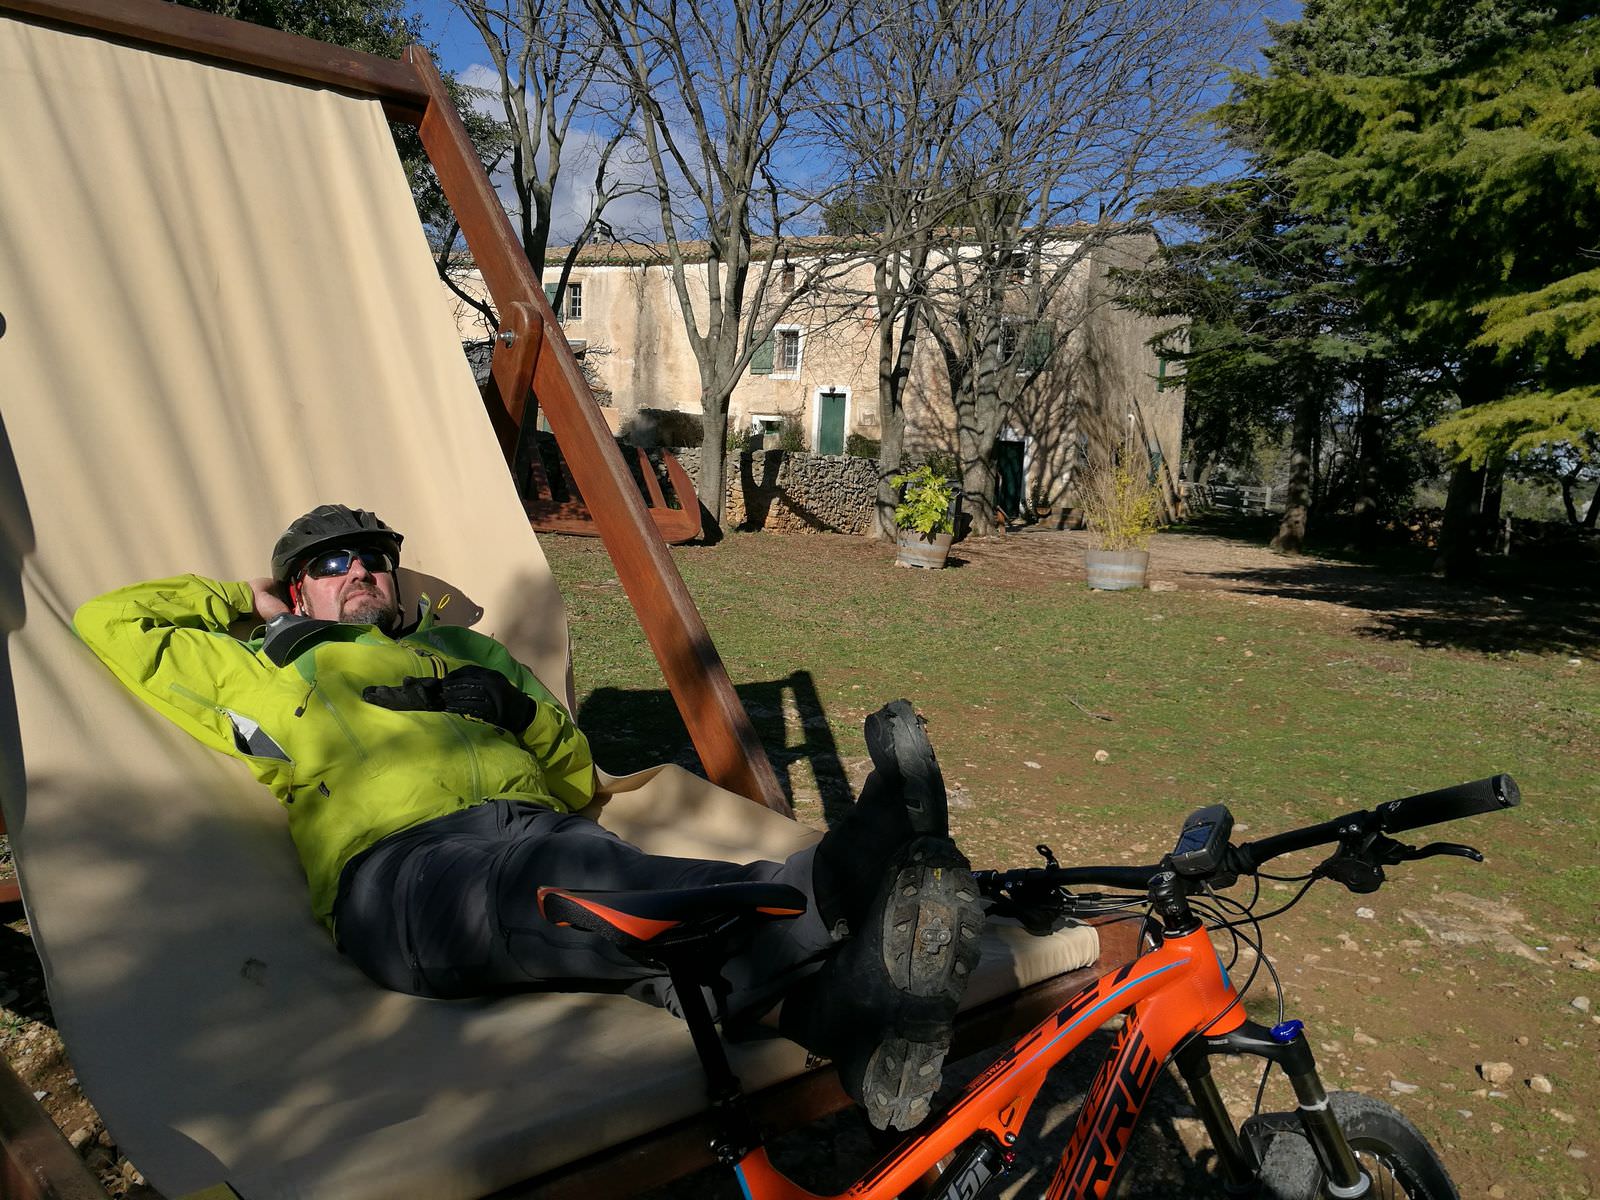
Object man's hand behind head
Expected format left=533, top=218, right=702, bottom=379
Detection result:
left=249, top=577, right=292, bottom=623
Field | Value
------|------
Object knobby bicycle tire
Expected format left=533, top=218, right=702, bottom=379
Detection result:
left=1256, top=1092, right=1459, bottom=1200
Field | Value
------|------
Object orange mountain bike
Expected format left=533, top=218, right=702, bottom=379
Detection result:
left=541, top=774, right=1521, bottom=1199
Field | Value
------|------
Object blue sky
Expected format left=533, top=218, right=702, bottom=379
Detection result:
left=407, top=0, right=1305, bottom=244
left=412, top=0, right=1303, bottom=79
left=410, top=1, right=485, bottom=75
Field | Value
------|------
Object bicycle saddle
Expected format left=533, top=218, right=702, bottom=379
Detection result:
left=537, top=881, right=807, bottom=960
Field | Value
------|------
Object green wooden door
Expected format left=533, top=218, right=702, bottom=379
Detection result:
left=817, top=390, right=846, bottom=455
left=996, top=438, right=1025, bottom=518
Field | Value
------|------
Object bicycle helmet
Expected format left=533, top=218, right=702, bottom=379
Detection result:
left=271, top=504, right=404, bottom=582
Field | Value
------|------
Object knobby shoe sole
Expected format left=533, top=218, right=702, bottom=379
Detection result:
left=859, top=836, right=984, bottom=1129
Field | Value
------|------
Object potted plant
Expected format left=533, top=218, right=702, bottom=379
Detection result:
left=1078, top=454, right=1161, bottom=589
left=891, top=464, right=957, bottom=568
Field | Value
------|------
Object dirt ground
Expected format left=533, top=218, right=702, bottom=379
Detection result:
left=3, top=525, right=1594, bottom=1199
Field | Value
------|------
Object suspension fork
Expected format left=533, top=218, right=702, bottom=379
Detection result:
left=1174, top=1021, right=1370, bottom=1198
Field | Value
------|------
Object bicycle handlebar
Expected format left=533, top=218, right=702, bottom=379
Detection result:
left=1232, top=773, right=1520, bottom=872
left=975, top=774, right=1521, bottom=898
left=1375, top=773, right=1521, bottom=833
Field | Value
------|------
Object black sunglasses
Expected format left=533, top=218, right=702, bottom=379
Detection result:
left=301, top=547, right=395, bottom=580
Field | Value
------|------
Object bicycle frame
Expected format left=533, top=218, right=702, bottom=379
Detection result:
left=729, top=920, right=1258, bottom=1200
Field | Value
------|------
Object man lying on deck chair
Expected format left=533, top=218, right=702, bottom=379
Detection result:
left=74, top=503, right=985, bottom=1132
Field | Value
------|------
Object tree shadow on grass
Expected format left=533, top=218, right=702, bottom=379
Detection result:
left=1191, top=559, right=1600, bottom=657
left=1166, top=515, right=1600, bottom=656
left=577, top=669, right=856, bottom=819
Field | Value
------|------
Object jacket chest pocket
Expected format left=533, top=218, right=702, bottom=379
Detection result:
left=307, top=681, right=370, bottom=761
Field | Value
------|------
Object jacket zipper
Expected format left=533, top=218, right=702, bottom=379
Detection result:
left=411, top=647, right=484, bottom=802
left=313, top=682, right=369, bottom=761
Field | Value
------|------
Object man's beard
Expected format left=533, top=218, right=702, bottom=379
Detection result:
left=339, top=590, right=398, bottom=629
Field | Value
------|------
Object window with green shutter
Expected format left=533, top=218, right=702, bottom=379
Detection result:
left=1023, top=321, right=1054, bottom=372
left=750, top=336, right=774, bottom=374
left=543, top=282, right=559, bottom=309
left=1157, top=355, right=1180, bottom=390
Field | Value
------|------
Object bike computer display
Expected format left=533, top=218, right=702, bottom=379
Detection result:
left=1168, top=804, right=1234, bottom=877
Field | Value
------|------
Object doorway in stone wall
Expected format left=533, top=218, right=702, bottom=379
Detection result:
left=997, top=435, right=1026, bottom=520
left=815, top=388, right=848, bottom=455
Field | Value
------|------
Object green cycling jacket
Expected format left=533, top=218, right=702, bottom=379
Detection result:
left=74, top=575, right=595, bottom=927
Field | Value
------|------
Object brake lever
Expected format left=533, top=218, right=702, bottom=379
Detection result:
left=1405, top=841, right=1483, bottom=863
left=1316, top=833, right=1487, bottom=894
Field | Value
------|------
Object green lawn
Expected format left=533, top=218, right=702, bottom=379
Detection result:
left=547, top=528, right=1599, bottom=1199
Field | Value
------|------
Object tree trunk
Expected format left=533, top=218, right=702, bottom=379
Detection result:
left=1352, top=362, right=1386, bottom=548
left=958, top=365, right=1005, bottom=537
left=1481, top=462, right=1504, bottom=526
left=873, top=264, right=919, bottom=540
left=698, top=389, right=731, bottom=535
left=877, top=411, right=906, bottom=539
left=960, top=442, right=998, bottom=536
left=1585, top=477, right=1600, bottom=529
left=1434, top=461, right=1484, bottom=580
left=1435, top=360, right=1505, bottom=578
left=1271, top=391, right=1318, bottom=553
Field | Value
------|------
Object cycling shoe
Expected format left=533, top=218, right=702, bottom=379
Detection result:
left=863, top=699, right=949, bottom=838
left=793, top=835, right=984, bottom=1130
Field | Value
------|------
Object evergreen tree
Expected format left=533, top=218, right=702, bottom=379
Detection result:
left=1122, top=169, right=1387, bottom=551
left=1233, top=0, right=1600, bottom=573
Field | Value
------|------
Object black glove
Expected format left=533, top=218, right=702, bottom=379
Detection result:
left=363, top=665, right=537, bottom=731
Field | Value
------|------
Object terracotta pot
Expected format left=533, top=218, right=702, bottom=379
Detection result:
left=1085, top=548, right=1149, bottom=590
left=895, top=529, right=954, bottom=569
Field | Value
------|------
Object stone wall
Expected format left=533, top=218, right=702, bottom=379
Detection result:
left=675, top=448, right=878, bottom=534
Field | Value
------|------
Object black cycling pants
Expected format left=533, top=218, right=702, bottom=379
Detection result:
left=332, top=800, right=832, bottom=1018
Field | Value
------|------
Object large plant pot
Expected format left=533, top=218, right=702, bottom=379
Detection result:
left=1085, top=548, right=1149, bottom=590
left=895, top=529, right=954, bottom=569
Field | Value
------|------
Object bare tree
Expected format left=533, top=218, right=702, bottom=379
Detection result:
left=897, top=0, right=1254, bottom=534
left=807, top=0, right=1004, bottom=538
left=584, top=0, right=851, bottom=528
left=453, top=0, right=645, bottom=306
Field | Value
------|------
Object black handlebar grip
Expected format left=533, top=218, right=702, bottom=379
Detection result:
left=1375, top=774, right=1521, bottom=834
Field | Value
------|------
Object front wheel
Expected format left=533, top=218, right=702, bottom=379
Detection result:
left=1256, top=1092, right=1459, bottom=1200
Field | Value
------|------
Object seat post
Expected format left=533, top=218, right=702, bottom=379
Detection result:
left=667, top=961, right=759, bottom=1163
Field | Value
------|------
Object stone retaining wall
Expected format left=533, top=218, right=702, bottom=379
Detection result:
left=674, top=448, right=878, bottom=534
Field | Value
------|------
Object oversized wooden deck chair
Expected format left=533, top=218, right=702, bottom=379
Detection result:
left=0, top=4, right=1129, bottom=1197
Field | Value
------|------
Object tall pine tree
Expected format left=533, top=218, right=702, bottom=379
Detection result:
left=1235, top=0, right=1600, bottom=573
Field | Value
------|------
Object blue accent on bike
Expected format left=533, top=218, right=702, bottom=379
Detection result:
left=1015, top=961, right=1182, bottom=1078
left=1270, top=1019, right=1304, bottom=1044
left=1213, top=946, right=1234, bottom=990
left=734, top=1164, right=754, bottom=1200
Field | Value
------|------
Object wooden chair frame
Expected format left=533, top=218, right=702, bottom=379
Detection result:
left=0, top=3, right=1139, bottom=1195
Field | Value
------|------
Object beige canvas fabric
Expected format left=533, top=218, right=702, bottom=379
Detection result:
left=0, top=15, right=1096, bottom=1200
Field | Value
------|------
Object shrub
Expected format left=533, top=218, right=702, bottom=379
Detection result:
left=922, top=450, right=959, bottom=481
left=777, top=413, right=808, bottom=452
left=630, top=407, right=704, bottom=448
left=1080, top=445, right=1161, bottom=551
left=891, top=464, right=957, bottom=536
left=845, top=433, right=881, bottom=459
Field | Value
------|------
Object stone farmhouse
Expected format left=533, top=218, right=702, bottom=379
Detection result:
left=444, top=230, right=1184, bottom=518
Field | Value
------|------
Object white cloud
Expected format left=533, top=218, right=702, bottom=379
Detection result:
left=450, top=63, right=665, bottom=247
